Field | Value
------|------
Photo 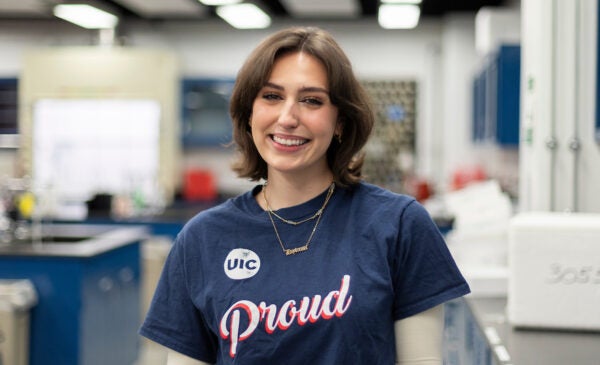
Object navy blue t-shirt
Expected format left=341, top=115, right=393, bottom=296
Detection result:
left=140, top=182, right=470, bottom=364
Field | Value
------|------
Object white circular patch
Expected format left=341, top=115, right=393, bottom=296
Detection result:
left=224, top=248, right=261, bottom=280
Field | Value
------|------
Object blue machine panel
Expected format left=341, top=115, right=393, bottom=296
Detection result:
left=181, top=78, right=235, bottom=147
left=0, top=78, right=18, bottom=134
left=471, top=45, right=521, bottom=146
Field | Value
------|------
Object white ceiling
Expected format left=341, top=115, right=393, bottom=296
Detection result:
left=0, top=0, right=209, bottom=19
left=0, top=0, right=510, bottom=22
left=0, top=0, right=55, bottom=18
left=0, top=0, right=362, bottom=20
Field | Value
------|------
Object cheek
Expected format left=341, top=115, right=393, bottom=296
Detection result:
left=321, top=110, right=339, bottom=136
left=249, top=103, right=269, bottom=126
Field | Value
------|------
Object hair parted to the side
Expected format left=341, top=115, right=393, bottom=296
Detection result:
left=229, top=26, right=374, bottom=188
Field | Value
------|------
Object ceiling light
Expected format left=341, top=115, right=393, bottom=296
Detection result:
left=378, top=4, right=420, bottom=29
left=280, top=0, right=359, bottom=18
left=216, top=3, right=271, bottom=29
left=53, top=4, right=118, bottom=29
left=198, top=0, right=241, bottom=5
left=381, top=0, right=422, bottom=4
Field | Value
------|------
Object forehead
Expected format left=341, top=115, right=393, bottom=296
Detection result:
left=268, top=52, right=329, bottom=87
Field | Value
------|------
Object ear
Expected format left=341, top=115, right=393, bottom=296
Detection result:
left=335, top=120, right=343, bottom=139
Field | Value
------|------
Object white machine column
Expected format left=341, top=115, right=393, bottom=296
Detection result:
left=519, top=0, right=600, bottom=213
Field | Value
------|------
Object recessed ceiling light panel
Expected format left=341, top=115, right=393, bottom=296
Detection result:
left=216, top=3, right=271, bottom=29
left=53, top=4, right=119, bottom=29
left=280, top=0, right=359, bottom=18
left=378, top=4, right=420, bottom=29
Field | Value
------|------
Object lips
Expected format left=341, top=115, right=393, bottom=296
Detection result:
left=271, top=134, right=309, bottom=146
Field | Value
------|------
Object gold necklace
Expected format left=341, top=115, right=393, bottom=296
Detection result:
left=263, top=182, right=335, bottom=225
left=263, top=183, right=335, bottom=256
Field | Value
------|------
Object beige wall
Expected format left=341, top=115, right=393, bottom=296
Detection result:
left=18, top=47, right=180, bottom=201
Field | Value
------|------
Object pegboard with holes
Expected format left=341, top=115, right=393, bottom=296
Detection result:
left=361, top=80, right=417, bottom=193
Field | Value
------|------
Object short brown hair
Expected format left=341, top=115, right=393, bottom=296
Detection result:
left=230, top=26, right=374, bottom=187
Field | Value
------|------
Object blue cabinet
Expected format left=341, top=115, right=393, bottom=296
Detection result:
left=472, top=45, right=521, bottom=146
left=0, top=226, right=145, bottom=365
left=443, top=299, right=497, bottom=365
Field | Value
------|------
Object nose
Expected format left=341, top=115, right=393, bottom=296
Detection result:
left=277, top=100, right=299, bottom=128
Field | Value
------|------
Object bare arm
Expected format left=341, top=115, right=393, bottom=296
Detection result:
left=394, top=304, right=444, bottom=365
left=167, top=350, right=213, bottom=365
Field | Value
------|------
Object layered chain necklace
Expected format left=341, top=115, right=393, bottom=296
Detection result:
left=263, top=182, right=335, bottom=256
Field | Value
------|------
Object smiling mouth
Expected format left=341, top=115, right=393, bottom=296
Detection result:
left=271, top=135, right=309, bottom=146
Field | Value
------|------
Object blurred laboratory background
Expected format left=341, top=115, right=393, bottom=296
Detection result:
left=0, top=0, right=599, bottom=364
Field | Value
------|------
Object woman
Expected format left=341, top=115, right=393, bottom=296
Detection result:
left=140, top=26, right=470, bottom=365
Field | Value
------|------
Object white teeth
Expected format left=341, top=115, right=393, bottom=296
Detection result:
left=272, top=135, right=307, bottom=146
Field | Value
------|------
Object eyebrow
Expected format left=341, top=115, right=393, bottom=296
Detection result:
left=263, top=82, right=330, bottom=95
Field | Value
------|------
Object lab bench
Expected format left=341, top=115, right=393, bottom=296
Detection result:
left=0, top=224, right=148, bottom=365
left=444, top=297, right=600, bottom=365
left=78, top=199, right=220, bottom=239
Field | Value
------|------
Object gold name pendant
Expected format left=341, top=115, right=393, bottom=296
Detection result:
left=285, top=245, right=309, bottom=256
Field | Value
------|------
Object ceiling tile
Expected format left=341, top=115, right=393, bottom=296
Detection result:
left=0, top=0, right=53, bottom=17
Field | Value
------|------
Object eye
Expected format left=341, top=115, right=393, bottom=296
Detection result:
left=262, top=92, right=282, bottom=101
left=301, top=97, right=324, bottom=106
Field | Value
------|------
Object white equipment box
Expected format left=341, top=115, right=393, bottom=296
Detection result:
left=508, top=212, right=600, bottom=331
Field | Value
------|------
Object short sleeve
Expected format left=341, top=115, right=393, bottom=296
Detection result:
left=139, top=234, right=218, bottom=362
left=391, top=200, right=470, bottom=320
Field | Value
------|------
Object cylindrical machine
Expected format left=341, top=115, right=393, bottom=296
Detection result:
left=0, top=280, right=37, bottom=365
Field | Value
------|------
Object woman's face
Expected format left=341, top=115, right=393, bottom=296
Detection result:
left=250, top=52, right=339, bottom=179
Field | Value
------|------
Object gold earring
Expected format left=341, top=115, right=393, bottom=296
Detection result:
left=336, top=134, right=342, bottom=143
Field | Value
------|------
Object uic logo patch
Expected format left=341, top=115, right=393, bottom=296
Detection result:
left=224, top=248, right=261, bottom=280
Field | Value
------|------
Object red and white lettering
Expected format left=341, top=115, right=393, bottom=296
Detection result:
left=259, top=302, right=278, bottom=334
left=219, top=300, right=260, bottom=358
left=334, top=274, right=353, bottom=316
left=294, top=297, right=313, bottom=325
left=277, top=299, right=296, bottom=330
left=219, top=275, right=353, bottom=358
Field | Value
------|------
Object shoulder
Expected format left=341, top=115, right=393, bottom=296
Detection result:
left=185, top=200, right=235, bottom=228
left=346, top=181, right=418, bottom=214
left=340, top=182, right=437, bottom=233
left=178, top=187, right=260, bottom=238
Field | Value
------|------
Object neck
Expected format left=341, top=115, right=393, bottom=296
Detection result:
left=261, top=171, right=334, bottom=210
